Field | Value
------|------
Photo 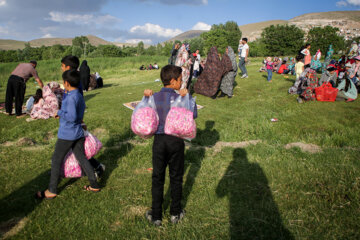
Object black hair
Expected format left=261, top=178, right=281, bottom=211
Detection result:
left=33, top=88, right=42, bottom=104
left=61, top=55, right=80, bottom=70
left=242, top=38, right=248, bottom=42
left=296, top=55, right=304, bottom=61
left=305, top=43, right=311, bottom=48
left=160, top=65, right=182, bottom=86
left=62, top=69, right=80, bottom=87
left=30, top=60, right=37, bottom=66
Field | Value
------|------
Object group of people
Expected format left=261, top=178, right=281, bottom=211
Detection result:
left=286, top=43, right=360, bottom=103
left=5, top=57, right=103, bottom=120
left=139, top=63, right=159, bottom=70
left=168, top=39, right=248, bottom=99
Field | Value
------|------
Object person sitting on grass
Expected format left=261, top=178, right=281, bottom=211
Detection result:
left=277, top=60, right=289, bottom=74
left=319, top=64, right=337, bottom=87
left=36, top=70, right=101, bottom=200
left=143, top=65, right=197, bottom=227
left=336, top=72, right=358, bottom=102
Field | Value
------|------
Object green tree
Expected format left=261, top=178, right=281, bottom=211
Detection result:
left=248, top=39, right=267, bottom=57
left=262, top=24, right=304, bottom=56
left=72, top=36, right=90, bottom=57
left=201, top=21, right=242, bottom=55
left=201, top=28, right=229, bottom=54
left=307, top=26, right=345, bottom=56
left=137, top=41, right=145, bottom=55
left=145, top=45, right=157, bottom=56
left=72, top=46, right=82, bottom=58
left=187, top=37, right=204, bottom=55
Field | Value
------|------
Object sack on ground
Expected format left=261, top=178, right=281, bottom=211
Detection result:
left=164, top=94, right=196, bottom=140
left=131, top=96, right=159, bottom=139
left=315, top=83, right=338, bottom=102
left=61, top=131, right=103, bottom=178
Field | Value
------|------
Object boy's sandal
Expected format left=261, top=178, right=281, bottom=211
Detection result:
left=16, top=113, right=26, bottom=119
left=35, top=190, right=56, bottom=200
left=83, top=185, right=101, bottom=193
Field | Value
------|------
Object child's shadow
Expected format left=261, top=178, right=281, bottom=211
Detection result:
left=163, top=121, right=219, bottom=212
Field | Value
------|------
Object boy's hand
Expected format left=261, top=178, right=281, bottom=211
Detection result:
left=179, top=89, right=188, bottom=97
left=144, top=89, right=153, bottom=97
left=81, top=124, right=87, bottom=131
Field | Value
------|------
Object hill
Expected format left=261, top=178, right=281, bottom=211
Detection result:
left=239, top=20, right=288, bottom=41
left=167, top=30, right=207, bottom=42
left=0, top=35, right=112, bottom=50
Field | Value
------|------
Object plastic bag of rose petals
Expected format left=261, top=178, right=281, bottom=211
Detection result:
left=165, top=94, right=196, bottom=140
left=131, top=96, right=159, bottom=139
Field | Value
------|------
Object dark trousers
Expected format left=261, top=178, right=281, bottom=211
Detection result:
left=5, top=75, right=26, bottom=116
left=49, top=137, right=99, bottom=194
left=152, top=134, right=185, bottom=220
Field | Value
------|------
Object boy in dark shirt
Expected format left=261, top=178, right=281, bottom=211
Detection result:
left=144, top=65, right=197, bottom=226
left=36, top=70, right=100, bottom=199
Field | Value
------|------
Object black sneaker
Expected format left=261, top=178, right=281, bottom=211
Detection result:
left=95, top=163, right=105, bottom=180
left=170, top=209, right=186, bottom=224
left=145, top=210, right=162, bottom=227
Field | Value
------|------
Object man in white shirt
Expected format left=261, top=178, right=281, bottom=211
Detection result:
left=239, top=38, right=249, bottom=78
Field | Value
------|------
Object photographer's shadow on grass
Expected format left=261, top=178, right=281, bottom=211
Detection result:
left=164, top=121, right=219, bottom=211
left=216, top=148, right=293, bottom=240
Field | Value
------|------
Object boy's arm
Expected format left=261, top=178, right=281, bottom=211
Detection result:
left=57, top=97, right=78, bottom=122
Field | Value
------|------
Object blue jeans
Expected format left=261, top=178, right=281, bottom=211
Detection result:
left=267, top=69, right=272, bottom=81
left=239, top=57, right=247, bottom=76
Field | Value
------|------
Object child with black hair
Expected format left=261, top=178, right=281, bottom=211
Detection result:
left=36, top=70, right=100, bottom=199
left=61, top=55, right=105, bottom=178
left=295, top=55, right=305, bottom=81
left=25, top=88, right=43, bottom=114
left=143, top=65, right=197, bottom=227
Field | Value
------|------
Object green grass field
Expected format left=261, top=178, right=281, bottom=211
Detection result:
left=1, top=56, right=360, bottom=239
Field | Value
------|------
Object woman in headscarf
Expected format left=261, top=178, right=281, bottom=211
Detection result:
left=79, top=60, right=90, bottom=91
left=336, top=74, right=358, bottom=102
left=175, top=44, right=192, bottom=90
left=194, top=46, right=233, bottom=98
left=30, top=82, right=64, bottom=119
left=219, top=46, right=238, bottom=98
left=169, top=43, right=180, bottom=65
left=311, top=49, right=322, bottom=72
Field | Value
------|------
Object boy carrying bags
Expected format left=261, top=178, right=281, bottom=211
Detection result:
left=143, top=65, right=197, bottom=226
left=36, top=70, right=100, bottom=199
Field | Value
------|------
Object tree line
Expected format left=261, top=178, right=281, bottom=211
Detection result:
left=0, top=22, right=357, bottom=63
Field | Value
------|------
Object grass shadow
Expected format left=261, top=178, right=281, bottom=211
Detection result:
left=163, top=121, right=219, bottom=212
left=216, top=148, right=294, bottom=239
left=84, top=92, right=100, bottom=102
left=96, top=128, right=134, bottom=187
left=0, top=170, right=79, bottom=238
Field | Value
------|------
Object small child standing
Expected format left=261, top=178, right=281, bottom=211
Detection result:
left=295, top=55, right=305, bottom=81
left=143, top=65, right=197, bottom=226
left=36, top=70, right=100, bottom=199
left=265, top=57, right=274, bottom=82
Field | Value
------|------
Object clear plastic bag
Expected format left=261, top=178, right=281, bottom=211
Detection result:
left=131, top=96, right=159, bottom=139
left=61, top=131, right=103, bottom=178
left=165, top=94, right=197, bottom=140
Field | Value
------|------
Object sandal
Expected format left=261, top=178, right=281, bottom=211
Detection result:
left=83, top=185, right=101, bottom=193
left=35, top=190, right=57, bottom=200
